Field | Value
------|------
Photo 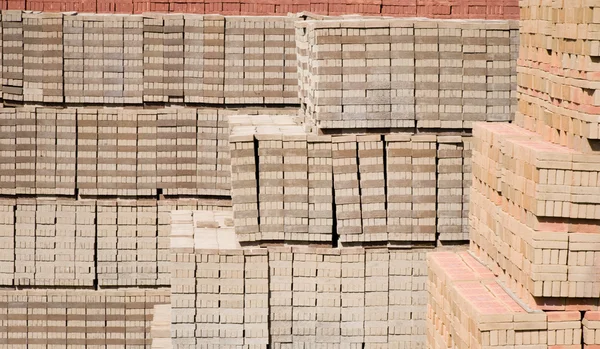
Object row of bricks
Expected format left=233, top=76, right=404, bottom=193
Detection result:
left=0, top=0, right=520, bottom=19
left=0, top=197, right=230, bottom=287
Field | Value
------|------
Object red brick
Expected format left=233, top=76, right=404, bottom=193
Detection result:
left=309, top=2, right=327, bottom=14
left=6, top=0, right=26, bottom=9
left=204, top=1, right=223, bottom=13
left=585, top=311, right=600, bottom=321
left=547, top=311, right=581, bottom=322
left=26, top=1, right=44, bottom=10
left=221, top=1, right=240, bottom=14
left=431, top=4, right=450, bottom=15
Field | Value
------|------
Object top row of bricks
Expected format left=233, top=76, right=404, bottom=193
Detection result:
left=0, top=0, right=519, bottom=19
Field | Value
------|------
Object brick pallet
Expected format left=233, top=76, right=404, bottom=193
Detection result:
left=0, top=288, right=170, bottom=347
left=296, top=17, right=519, bottom=130
left=0, top=11, right=299, bottom=105
left=229, top=114, right=473, bottom=245
left=0, top=197, right=230, bottom=287
left=0, top=106, right=296, bottom=197
left=171, top=209, right=431, bottom=348
left=427, top=2, right=600, bottom=348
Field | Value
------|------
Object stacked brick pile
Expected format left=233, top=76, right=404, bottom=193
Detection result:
left=427, top=251, right=552, bottom=349
left=517, top=0, right=600, bottom=154
left=0, top=288, right=169, bottom=347
left=427, top=2, right=600, bottom=349
left=170, top=209, right=430, bottom=348
left=0, top=197, right=230, bottom=288
left=0, top=106, right=296, bottom=197
left=0, top=0, right=520, bottom=19
left=229, top=114, right=472, bottom=245
left=469, top=0, right=600, bottom=305
left=296, top=17, right=518, bottom=130
left=0, top=11, right=298, bottom=105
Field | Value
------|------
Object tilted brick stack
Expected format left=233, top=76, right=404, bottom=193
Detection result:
left=229, top=114, right=474, bottom=246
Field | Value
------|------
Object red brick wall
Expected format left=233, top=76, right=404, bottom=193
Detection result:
left=1, top=0, right=519, bottom=19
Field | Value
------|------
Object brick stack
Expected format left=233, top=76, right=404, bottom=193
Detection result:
left=229, top=115, right=305, bottom=243
left=56, top=108, right=77, bottom=195
left=150, top=304, right=172, bottom=349
left=35, top=108, right=56, bottom=195
left=427, top=251, right=548, bottom=349
left=183, top=14, right=203, bottom=103
left=315, top=248, right=341, bottom=346
left=143, top=14, right=164, bottom=102
left=307, top=134, right=333, bottom=242
left=230, top=121, right=260, bottom=242
left=264, top=17, right=284, bottom=104
left=224, top=16, right=243, bottom=103
left=176, top=108, right=197, bottom=195
left=2, top=10, right=22, bottom=101
left=386, top=134, right=412, bottom=243
left=63, top=13, right=83, bottom=103
left=169, top=210, right=196, bottom=348
left=414, top=20, right=439, bottom=128
left=6, top=0, right=521, bottom=18
left=269, top=246, right=293, bottom=347
left=584, top=312, right=600, bottom=349
left=282, top=17, right=297, bottom=104
left=0, top=106, right=299, bottom=197
left=283, top=133, right=309, bottom=241
left=124, top=15, right=144, bottom=103
left=0, top=12, right=303, bottom=106
left=241, top=17, right=265, bottom=104
left=257, top=131, right=285, bottom=240
left=427, top=2, right=600, bottom=348
left=437, top=136, right=465, bottom=242
left=438, top=22, right=462, bottom=128
left=297, top=17, right=519, bottom=130
left=164, top=14, right=184, bottom=103
left=461, top=137, right=472, bottom=238
left=229, top=115, right=476, bottom=246
left=390, top=21, right=415, bottom=128
left=202, top=15, right=225, bottom=104
left=83, top=15, right=103, bottom=104
left=358, top=135, right=387, bottom=242
left=176, top=214, right=434, bottom=347
left=0, top=108, right=15, bottom=194
left=13, top=199, right=94, bottom=286
left=0, top=198, right=13, bottom=285
left=292, top=247, right=318, bottom=344
left=196, top=108, right=218, bottom=195
left=485, top=21, right=512, bottom=124
left=15, top=107, right=35, bottom=194
left=0, top=198, right=230, bottom=287
left=332, top=135, right=363, bottom=243
left=461, top=22, right=487, bottom=128
left=215, top=108, right=234, bottom=196
left=103, top=15, right=124, bottom=104
left=517, top=1, right=600, bottom=154
left=22, top=12, right=62, bottom=103
left=96, top=108, right=118, bottom=195
left=0, top=288, right=169, bottom=347
left=411, top=135, right=436, bottom=242
left=469, top=122, right=600, bottom=302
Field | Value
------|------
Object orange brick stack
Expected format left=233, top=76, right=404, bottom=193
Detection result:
left=427, top=1, right=600, bottom=348
left=0, top=0, right=519, bottom=18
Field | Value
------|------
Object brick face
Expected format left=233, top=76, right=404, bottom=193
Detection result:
left=0, top=0, right=519, bottom=18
